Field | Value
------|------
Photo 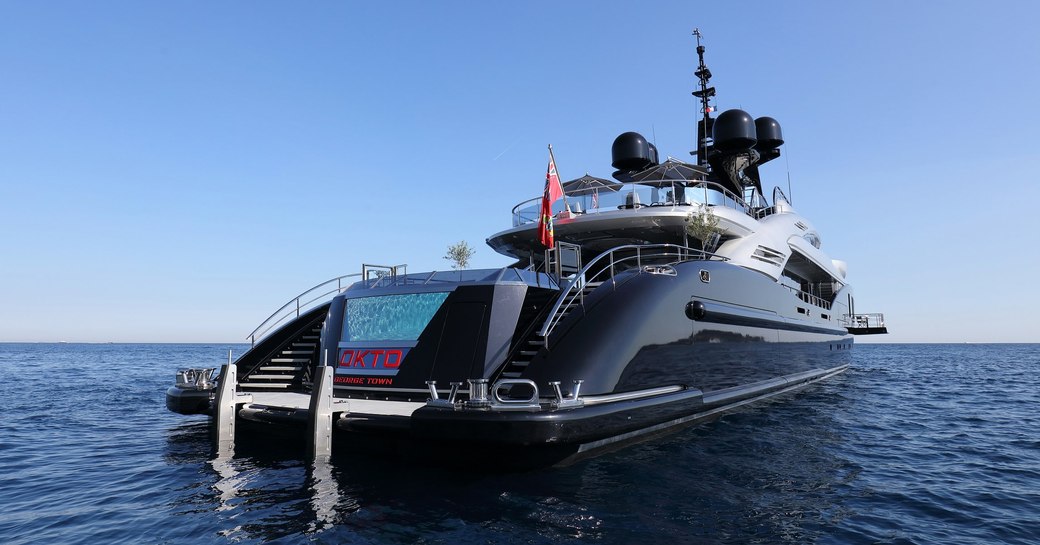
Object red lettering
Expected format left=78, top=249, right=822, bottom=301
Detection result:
left=338, top=347, right=408, bottom=370
left=351, top=350, right=370, bottom=367
left=384, top=349, right=402, bottom=368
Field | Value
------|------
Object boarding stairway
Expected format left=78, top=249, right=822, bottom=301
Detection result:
left=236, top=305, right=328, bottom=392
left=239, top=322, right=323, bottom=391
left=234, top=270, right=385, bottom=392
left=498, top=282, right=603, bottom=379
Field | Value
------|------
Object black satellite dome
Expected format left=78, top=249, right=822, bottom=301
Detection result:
left=712, top=109, right=757, bottom=153
left=754, top=116, right=783, bottom=151
left=611, top=132, right=655, bottom=172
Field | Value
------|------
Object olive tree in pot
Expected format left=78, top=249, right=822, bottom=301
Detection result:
left=684, top=205, right=722, bottom=256
left=444, top=240, right=475, bottom=270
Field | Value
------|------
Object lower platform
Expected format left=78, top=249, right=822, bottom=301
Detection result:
left=169, top=364, right=848, bottom=468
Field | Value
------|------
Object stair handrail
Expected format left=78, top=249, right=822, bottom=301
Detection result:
left=247, top=273, right=363, bottom=346
left=493, top=291, right=559, bottom=380
left=536, top=243, right=725, bottom=344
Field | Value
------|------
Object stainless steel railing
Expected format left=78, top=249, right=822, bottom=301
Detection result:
left=842, top=313, right=886, bottom=329
left=246, top=264, right=411, bottom=345
left=536, top=243, right=728, bottom=345
left=785, top=286, right=833, bottom=310
left=246, top=273, right=362, bottom=346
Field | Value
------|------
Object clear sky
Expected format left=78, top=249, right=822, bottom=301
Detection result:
left=2, top=1, right=1038, bottom=343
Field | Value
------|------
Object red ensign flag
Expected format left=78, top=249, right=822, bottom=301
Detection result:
left=539, top=150, right=564, bottom=248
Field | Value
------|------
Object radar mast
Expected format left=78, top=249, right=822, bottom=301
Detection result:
left=691, top=28, right=716, bottom=168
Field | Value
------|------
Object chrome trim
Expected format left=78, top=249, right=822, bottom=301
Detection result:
left=575, top=366, right=847, bottom=454
left=465, top=379, right=491, bottom=408
left=580, top=385, right=685, bottom=406
left=491, top=379, right=540, bottom=405
left=549, top=380, right=585, bottom=409
left=489, top=379, right=542, bottom=411
left=175, top=367, right=216, bottom=390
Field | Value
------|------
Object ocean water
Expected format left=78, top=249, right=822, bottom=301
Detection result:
left=0, top=343, right=1037, bottom=544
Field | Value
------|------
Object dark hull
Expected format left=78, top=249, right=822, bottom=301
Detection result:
left=167, top=263, right=853, bottom=466
left=516, top=260, right=852, bottom=397
left=412, top=364, right=845, bottom=463
left=198, top=362, right=846, bottom=469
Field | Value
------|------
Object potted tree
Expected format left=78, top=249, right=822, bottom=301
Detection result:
left=684, top=205, right=722, bottom=257
left=444, top=240, right=475, bottom=270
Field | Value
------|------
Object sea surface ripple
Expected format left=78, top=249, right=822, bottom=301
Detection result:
left=0, top=343, right=1037, bottom=544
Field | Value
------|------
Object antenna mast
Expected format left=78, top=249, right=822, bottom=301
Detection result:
left=691, top=28, right=716, bottom=168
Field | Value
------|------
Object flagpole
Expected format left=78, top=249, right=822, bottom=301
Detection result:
left=548, top=144, right=569, bottom=209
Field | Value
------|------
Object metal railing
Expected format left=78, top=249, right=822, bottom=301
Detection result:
left=842, top=313, right=886, bottom=329
left=510, top=180, right=755, bottom=227
left=361, top=263, right=407, bottom=289
left=785, top=286, right=833, bottom=310
left=246, top=273, right=362, bottom=346
left=536, top=243, right=728, bottom=345
left=754, top=186, right=793, bottom=219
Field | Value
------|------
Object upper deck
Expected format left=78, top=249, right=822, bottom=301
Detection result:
left=488, top=159, right=774, bottom=261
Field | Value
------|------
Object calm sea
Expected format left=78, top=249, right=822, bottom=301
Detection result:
left=0, top=343, right=1037, bottom=544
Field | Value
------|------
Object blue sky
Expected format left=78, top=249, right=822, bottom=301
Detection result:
left=2, top=1, right=1038, bottom=343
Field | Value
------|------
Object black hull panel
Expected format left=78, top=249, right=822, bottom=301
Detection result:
left=412, top=364, right=844, bottom=451
left=522, top=261, right=852, bottom=397
left=211, top=363, right=847, bottom=469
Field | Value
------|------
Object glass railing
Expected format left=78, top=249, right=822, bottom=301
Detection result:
left=510, top=180, right=752, bottom=226
left=345, top=268, right=557, bottom=290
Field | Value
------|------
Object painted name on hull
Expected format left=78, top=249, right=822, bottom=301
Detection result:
left=338, top=348, right=404, bottom=369
left=333, top=376, right=395, bottom=386
left=334, top=346, right=410, bottom=385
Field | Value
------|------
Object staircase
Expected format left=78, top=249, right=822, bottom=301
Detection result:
left=239, top=323, right=323, bottom=391
left=499, top=281, right=603, bottom=379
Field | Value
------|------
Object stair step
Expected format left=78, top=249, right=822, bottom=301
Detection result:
left=501, top=371, right=522, bottom=378
left=527, top=339, right=545, bottom=346
left=280, top=350, right=313, bottom=355
left=292, top=342, right=317, bottom=348
left=510, top=360, right=530, bottom=368
left=245, top=374, right=295, bottom=380
left=240, top=383, right=292, bottom=389
left=259, top=366, right=302, bottom=372
left=519, top=350, right=538, bottom=356
left=270, top=358, right=311, bottom=363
